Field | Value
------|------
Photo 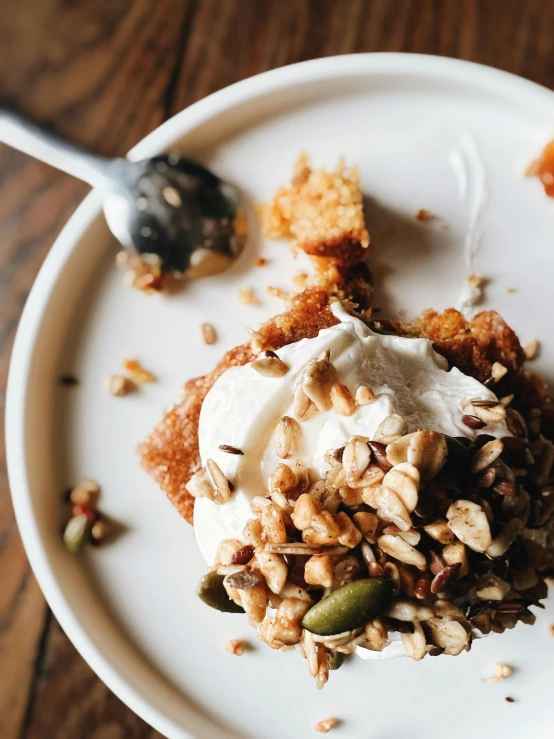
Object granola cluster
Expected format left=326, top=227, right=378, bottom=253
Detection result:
left=193, top=347, right=554, bottom=687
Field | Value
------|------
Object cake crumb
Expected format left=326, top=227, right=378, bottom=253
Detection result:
left=201, top=323, right=217, bottom=345
left=254, top=257, right=269, bottom=267
left=105, top=374, right=134, bottom=397
left=238, top=286, right=259, bottom=305
left=547, top=623, right=554, bottom=636
left=267, top=286, right=292, bottom=301
left=523, top=338, right=539, bottom=360
left=507, top=287, right=518, bottom=294
left=123, top=359, right=156, bottom=384
left=225, top=639, right=246, bottom=656
left=314, top=717, right=340, bottom=733
left=416, top=209, right=434, bottom=221
left=483, top=663, right=513, bottom=683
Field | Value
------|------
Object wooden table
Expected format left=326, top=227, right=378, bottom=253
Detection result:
left=1, top=1, right=553, bottom=736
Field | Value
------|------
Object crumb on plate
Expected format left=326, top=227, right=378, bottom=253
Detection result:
left=416, top=209, right=434, bottom=221
left=105, top=374, right=134, bottom=397
left=314, top=717, right=340, bottom=733
left=123, top=358, right=156, bottom=384
left=201, top=323, right=217, bottom=345
left=226, top=639, right=246, bottom=656
left=483, top=663, right=514, bottom=683
left=238, top=286, right=259, bottom=305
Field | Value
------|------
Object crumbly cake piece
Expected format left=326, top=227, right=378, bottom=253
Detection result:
left=258, top=155, right=372, bottom=302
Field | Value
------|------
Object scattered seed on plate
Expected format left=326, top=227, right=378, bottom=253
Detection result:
left=105, top=374, right=134, bottom=397
left=218, top=444, right=244, bottom=455
left=123, top=358, right=156, bottom=383
left=58, top=373, right=79, bottom=386
left=314, top=717, right=340, bottom=733
left=201, top=322, right=217, bottom=345
left=225, top=639, right=247, bottom=656
left=505, top=696, right=515, bottom=703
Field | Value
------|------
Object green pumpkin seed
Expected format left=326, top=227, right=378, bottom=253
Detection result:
left=63, top=513, right=91, bottom=553
left=328, top=650, right=345, bottom=670
left=197, top=571, right=245, bottom=614
left=302, top=578, right=393, bottom=636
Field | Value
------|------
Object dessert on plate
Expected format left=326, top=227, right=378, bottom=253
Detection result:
left=139, top=156, right=554, bottom=687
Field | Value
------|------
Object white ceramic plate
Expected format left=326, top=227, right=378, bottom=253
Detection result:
left=7, top=54, right=554, bottom=739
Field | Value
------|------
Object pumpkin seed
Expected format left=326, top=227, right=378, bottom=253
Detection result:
left=63, top=513, right=91, bottom=553
left=328, top=650, right=345, bottom=670
left=302, top=578, right=393, bottom=636
left=197, top=571, right=245, bottom=613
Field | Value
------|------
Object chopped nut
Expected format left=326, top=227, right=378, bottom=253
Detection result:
left=335, top=512, right=363, bottom=548
left=355, top=385, right=376, bottom=405
left=483, top=663, right=514, bottom=683
left=369, top=484, right=412, bottom=531
left=305, top=555, right=334, bottom=588
left=105, top=374, right=134, bottom=396
left=268, top=463, right=298, bottom=494
left=426, top=616, right=469, bottom=656
left=300, top=349, right=337, bottom=412
left=201, top=322, right=217, bottom=344
left=90, top=519, right=109, bottom=542
left=314, top=717, right=339, bottom=733
left=251, top=353, right=289, bottom=377
left=423, top=520, right=454, bottom=545
left=330, top=383, right=356, bottom=416
left=491, top=362, right=508, bottom=383
left=257, top=597, right=309, bottom=647
left=238, top=286, right=259, bottom=305
left=122, top=358, right=156, bottom=383
left=523, top=338, right=539, bottom=360
left=256, top=550, right=288, bottom=594
left=353, top=511, right=379, bottom=543
left=274, top=416, right=301, bottom=459
left=260, top=502, right=288, bottom=544
left=225, top=639, right=246, bottom=656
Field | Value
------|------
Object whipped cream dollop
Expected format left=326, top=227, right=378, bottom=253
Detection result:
left=194, top=303, right=508, bottom=658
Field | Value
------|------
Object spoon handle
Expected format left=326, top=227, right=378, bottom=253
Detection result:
left=0, top=104, right=113, bottom=189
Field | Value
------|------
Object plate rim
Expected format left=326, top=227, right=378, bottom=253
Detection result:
left=6, top=52, right=554, bottom=738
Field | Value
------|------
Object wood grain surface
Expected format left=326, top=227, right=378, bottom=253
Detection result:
left=1, top=1, right=553, bottom=736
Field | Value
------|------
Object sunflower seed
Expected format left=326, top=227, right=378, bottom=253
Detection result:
left=378, top=534, right=427, bottom=570
left=491, top=362, right=508, bottom=383
left=373, top=414, right=408, bottom=445
left=330, top=383, right=356, bottom=416
left=355, top=385, right=376, bottom=405
left=274, top=416, right=301, bottom=459
left=300, top=349, right=337, bottom=412
left=471, top=439, right=504, bottom=473
left=523, top=338, right=539, bottom=360
left=430, top=564, right=460, bottom=594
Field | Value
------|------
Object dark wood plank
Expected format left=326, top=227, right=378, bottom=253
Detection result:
left=0, top=1, right=192, bottom=737
left=1, top=1, right=553, bottom=737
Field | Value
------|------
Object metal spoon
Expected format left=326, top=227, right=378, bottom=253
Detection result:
left=0, top=105, right=245, bottom=278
